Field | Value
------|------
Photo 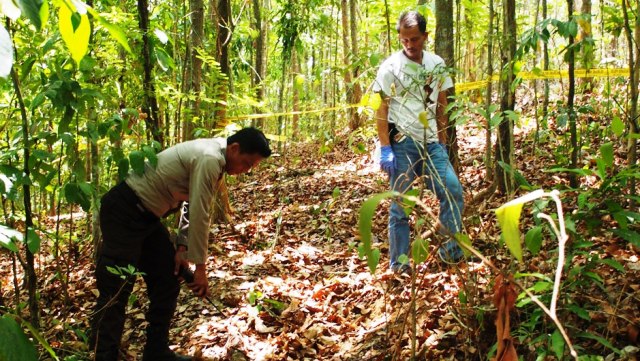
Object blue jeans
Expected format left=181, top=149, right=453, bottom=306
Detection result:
left=388, top=137, right=464, bottom=269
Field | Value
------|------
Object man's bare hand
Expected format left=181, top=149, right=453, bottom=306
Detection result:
left=188, top=266, right=209, bottom=298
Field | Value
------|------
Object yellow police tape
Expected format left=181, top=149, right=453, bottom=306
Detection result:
left=456, top=67, right=629, bottom=92
left=225, top=67, right=629, bottom=122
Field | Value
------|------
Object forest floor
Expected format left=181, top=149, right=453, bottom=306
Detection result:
left=2, top=117, right=640, bottom=360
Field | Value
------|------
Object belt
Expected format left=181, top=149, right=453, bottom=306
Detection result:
left=113, top=182, right=159, bottom=220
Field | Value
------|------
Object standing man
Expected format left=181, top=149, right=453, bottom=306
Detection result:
left=373, top=11, right=464, bottom=273
left=90, top=127, right=272, bottom=361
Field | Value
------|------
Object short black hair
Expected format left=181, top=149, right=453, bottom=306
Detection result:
left=227, top=127, right=272, bottom=158
left=396, top=11, right=427, bottom=34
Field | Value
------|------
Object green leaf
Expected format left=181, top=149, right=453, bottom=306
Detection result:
left=551, top=328, right=565, bottom=360
left=577, top=332, right=621, bottom=354
left=96, top=14, right=132, bottom=53
left=129, top=151, right=146, bottom=176
left=412, top=238, right=429, bottom=264
left=599, top=142, right=614, bottom=169
left=17, top=0, right=43, bottom=30
left=64, top=182, right=91, bottom=211
left=117, top=158, right=129, bottom=181
left=0, top=24, right=13, bottom=78
left=358, top=192, right=395, bottom=249
left=611, top=228, right=640, bottom=248
left=0, top=315, right=38, bottom=361
left=568, top=304, right=591, bottom=321
left=367, top=248, right=380, bottom=273
left=26, top=227, right=41, bottom=254
left=142, top=146, right=158, bottom=168
left=598, top=258, right=626, bottom=273
left=611, top=116, right=624, bottom=137
left=58, top=3, right=91, bottom=64
left=369, top=52, right=382, bottom=67
left=524, top=226, right=543, bottom=255
left=154, top=46, right=174, bottom=71
left=0, top=224, right=21, bottom=252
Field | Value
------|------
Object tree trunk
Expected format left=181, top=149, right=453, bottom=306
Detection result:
left=215, top=0, right=232, bottom=124
left=252, top=0, right=267, bottom=128
left=622, top=0, right=639, bottom=198
left=542, top=0, right=550, bottom=123
left=183, top=0, right=204, bottom=140
left=137, top=0, right=163, bottom=145
left=10, top=65, right=40, bottom=328
left=435, top=0, right=459, bottom=172
left=567, top=0, right=579, bottom=189
left=349, top=0, right=363, bottom=130
left=292, top=49, right=300, bottom=140
left=579, top=0, right=594, bottom=91
left=340, top=0, right=356, bottom=130
left=497, top=0, right=516, bottom=194
left=485, top=0, right=495, bottom=181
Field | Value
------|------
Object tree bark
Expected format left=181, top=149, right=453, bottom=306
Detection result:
left=579, top=0, right=594, bottom=91
left=252, top=0, right=267, bottom=128
left=497, top=0, right=516, bottom=194
left=622, top=0, right=639, bottom=198
left=435, top=0, right=459, bottom=172
left=137, top=0, right=163, bottom=145
left=485, top=0, right=495, bottom=181
left=10, top=65, right=39, bottom=328
left=183, top=0, right=204, bottom=140
left=215, top=0, right=232, bottom=124
left=568, top=0, right=578, bottom=189
left=349, top=0, right=363, bottom=130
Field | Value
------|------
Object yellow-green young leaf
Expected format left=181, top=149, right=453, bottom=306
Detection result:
left=495, top=190, right=546, bottom=262
left=495, top=201, right=524, bottom=262
left=359, top=192, right=396, bottom=249
left=367, top=92, right=382, bottom=111
left=38, top=0, right=48, bottom=28
left=58, top=3, right=90, bottom=64
left=412, top=238, right=429, bottom=264
left=454, top=233, right=473, bottom=257
left=294, top=74, right=305, bottom=90
left=611, top=116, right=624, bottom=137
left=367, top=248, right=380, bottom=274
left=85, top=6, right=131, bottom=53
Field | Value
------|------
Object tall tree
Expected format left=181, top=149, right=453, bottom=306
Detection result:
left=567, top=0, right=578, bottom=188
left=435, top=0, right=459, bottom=171
left=497, top=0, right=516, bottom=193
left=622, top=0, right=639, bottom=197
left=215, top=0, right=232, bottom=125
left=579, top=0, right=594, bottom=91
left=252, top=0, right=267, bottom=128
left=349, top=0, right=363, bottom=130
left=183, top=0, right=205, bottom=140
left=137, top=0, right=163, bottom=145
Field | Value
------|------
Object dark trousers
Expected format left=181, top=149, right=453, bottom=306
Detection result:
left=90, top=182, right=180, bottom=361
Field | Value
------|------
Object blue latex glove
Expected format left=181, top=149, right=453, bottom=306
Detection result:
left=380, top=145, right=395, bottom=176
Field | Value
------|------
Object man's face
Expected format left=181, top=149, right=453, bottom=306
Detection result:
left=398, top=25, right=427, bottom=63
left=225, top=143, right=264, bottom=175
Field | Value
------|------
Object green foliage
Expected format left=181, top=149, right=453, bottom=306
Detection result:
left=0, top=224, right=22, bottom=252
left=106, top=264, right=145, bottom=280
left=0, top=315, right=38, bottom=361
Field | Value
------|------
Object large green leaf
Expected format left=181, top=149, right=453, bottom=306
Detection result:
left=16, top=0, right=43, bottom=30
left=411, top=238, right=429, bottom=265
left=524, top=225, right=543, bottom=255
left=611, top=116, right=624, bottom=137
left=551, top=329, right=565, bottom=360
left=358, top=191, right=396, bottom=250
left=495, top=190, right=545, bottom=263
left=367, top=249, right=380, bottom=274
left=0, top=224, right=22, bottom=252
left=64, top=182, right=91, bottom=211
left=0, top=24, right=12, bottom=78
left=612, top=228, right=640, bottom=248
left=600, top=142, right=614, bottom=169
left=129, top=150, right=146, bottom=176
left=26, top=227, right=41, bottom=254
left=58, top=2, right=90, bottom=64
left=0, top=315, right=38, bottom=361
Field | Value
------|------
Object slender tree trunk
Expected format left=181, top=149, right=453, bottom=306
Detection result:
left=435, top=0, right=459, bottom=172
left=183, top=0, right=204, bottom=140
left=568, top=0, right=579, bottom=188
left=215, top=0, right=232, bottom=124
left=10, top=65, right=40, bottom=328
left=349, top=0, right=363, bottom=130
left=497, top=0, right=516, bottom=194
left=292, top=50, right=300, bottom=140
left=543, top=0, right=550, bottom=123
left=252, top=0, right=267, bottom=128
left=485, top=0, right=495, bottom=181
left=137, top=0, right=163, bottom=145
left=340, top=0, right=356, bottom=130
left=622, top=0, right=639, bottom=198
left=580, top=0, right=594, bottom=91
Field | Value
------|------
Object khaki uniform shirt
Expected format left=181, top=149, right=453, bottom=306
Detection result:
left=126, top=138, right=226, bottom=264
